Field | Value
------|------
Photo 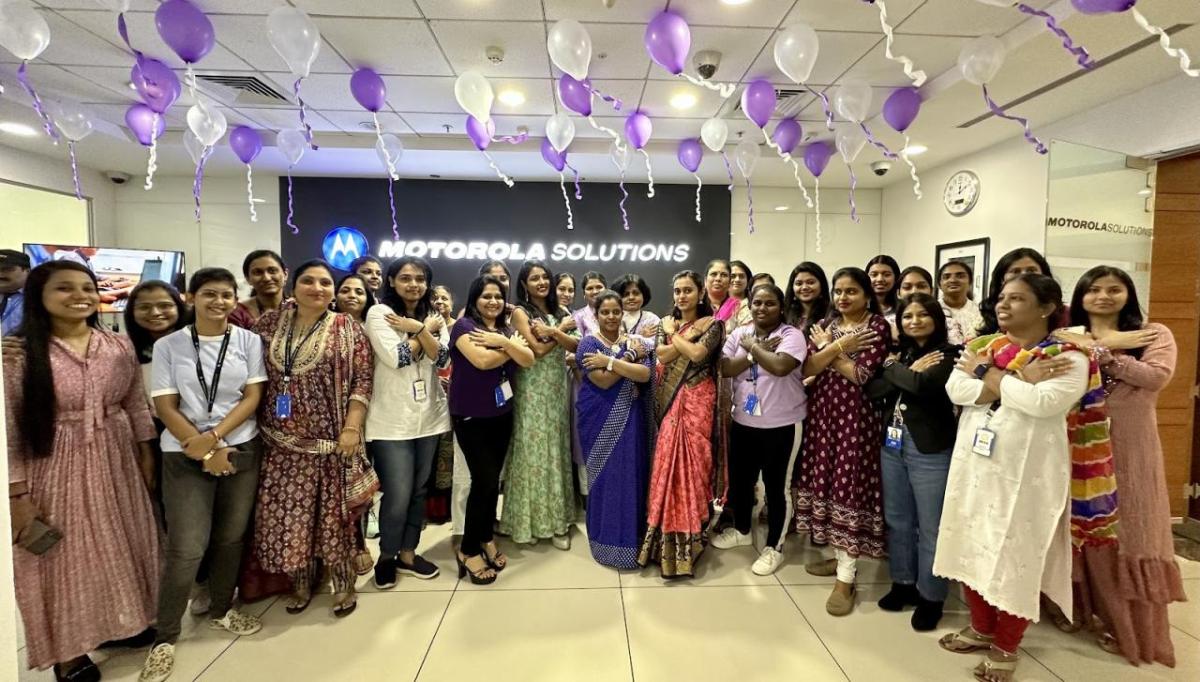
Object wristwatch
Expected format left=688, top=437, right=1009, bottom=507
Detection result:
left=973, top=363, right=990, bottom=379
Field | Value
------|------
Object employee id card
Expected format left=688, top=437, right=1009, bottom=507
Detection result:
left=412, top=379, right=428, bottom=402
left=972, top=427, right=996, bottom=457
left=495, top=379, right=513, bottom=407
left=885, top=426, right=903, bottom=450
left=742, top=394, right=763, bottom=417
left=275, top=394, right=293, bottom=419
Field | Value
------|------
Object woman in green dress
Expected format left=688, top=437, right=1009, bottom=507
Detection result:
left=499, top=260, right=580, bottom=548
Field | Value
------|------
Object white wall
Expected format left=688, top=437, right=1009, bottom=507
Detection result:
left=0, top=142, right=117, bottom=245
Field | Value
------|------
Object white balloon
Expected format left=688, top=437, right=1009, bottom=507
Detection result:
left=774, top=23, right=820, bottom=84
left=376, top=133, right=403, bottom=170
left=266, top=6, right=321, bottom=79
left=545, top=113, right=575, bottom=153
left=547, top=19, right=592, bottom=81
left=833, top=79, right=872, bottom=123
left=0, top=0, right=51, bottom=61
left=700, top=117, right=728, bottom=152
left=735, top=137, right=761, bottom=180
left=47, top=100, right=92, bottom=142
left=90, top=0, right=131, bottom=13
left=959, top=35, right=1006, bottom=86
left=186, top=101, right=226, bottom=147
left=454, top=70, right=494, bottom=124
left=277, top=129, right=306, bottom=166
left=183, top=130, right=205, bottom=166
left=610, top=141, right=631, bottom=172
left=835, top=123, right=867, bottom=164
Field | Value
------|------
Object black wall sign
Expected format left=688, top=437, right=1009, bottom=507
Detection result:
left=279, top=177, right=730, bottom=309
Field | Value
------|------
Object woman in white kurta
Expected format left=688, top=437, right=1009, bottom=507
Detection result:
left=935, top=273, right=1087, bottom=682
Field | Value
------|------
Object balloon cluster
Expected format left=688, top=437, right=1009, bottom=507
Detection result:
left=455, top=70, right=519, bottom=187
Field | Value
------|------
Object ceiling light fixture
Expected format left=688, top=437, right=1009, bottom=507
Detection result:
left=0, top=121, right=38, bottom=137
left=774, top=205, right=790, bottom=211
left=497, top=89, right=525, bottom=106
left=902, top=144, right=927, bottom=156
left=721, top=0, right=752, bottom=5
left=670, top=91, right=697, bottom=110
left=126, top=80, right=138, bottom=91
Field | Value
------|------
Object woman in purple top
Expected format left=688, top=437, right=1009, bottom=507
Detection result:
left=449, top=275, right=534, bottom=585
left=713, top=284, right=807, bottom=576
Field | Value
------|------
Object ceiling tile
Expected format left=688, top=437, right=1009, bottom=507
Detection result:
left=292, top=0, right=422, bottom=18
left=783, top=0, right=923, bottom=34
left=639, top=80, right=728, bottom=120
left=208, top=15, right=349, bottom=76
left=318, top=110, right=414, bottom=135
left=34, top=1, right=155, bottom=9
left=670, top=0, right=795, bottom=29
left=565, top=79, right=644, bottom=117
left=896, top=0, right=1057, bottom=37
left=401, top=113, right=537, bottom=137
left=56, top=9, right=253, bottom=71
left=488, top=77, right=557, bottom=116
left=416, top=0, right=542, bottom=21
left=570, top=116, right=624, bottom=140
left=34, top=9, right=144, bottom=68
left=841, top=35, right=968, bottom=88
left=234, top=106, right=340, bottom=133
left=430, top=20, right=548, bottom=78
left=261, top=73, right=361, bottom=109
left=24, top=64, right=133, bottom=104
left=542, top=0, right=658, bottom=23
left=651, top=26, right=774, bottom=84
left=315, top=17, right=452, bottom=75
left=744, top=30, right=879, bottom=85
left=582, top=22, right=651, bottom=80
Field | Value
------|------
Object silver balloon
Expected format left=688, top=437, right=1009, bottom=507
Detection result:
left=774, top=23, right=820, bottom=84
left=547, top=19, right=592, bottom=81
left=545, top=113, right=575, bottom=153
left=186, top=100, right=227, bottom=147
left=454, top=71, right=494, bottom=124
left=959, top=35, right=1006, bottom=86
left=835, top=122, right=867, bottom=164
left=0, top=0, right=51, bottom=61
left=276, top=129, right=307, bottom=166
left=266, top=6, right=321, bottom=79
left=833, top=79, right=872, bottom=124
left=700, top=117, right=728, bottom=152
left=734, top=137, right=761, bottom=179
left=47, top=100, right=92, bottom=142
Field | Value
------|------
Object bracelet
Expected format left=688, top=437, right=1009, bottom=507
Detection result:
left=606, top=355, right=615, bottom=372
left=202, top=450, right=215, bottom=462
left=342, top=424, right=361, bottom=434
left=835, top=339, right=845, bottom=353
left=209, top=427, right=222, bottom=442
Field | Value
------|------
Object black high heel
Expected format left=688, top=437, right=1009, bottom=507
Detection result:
left=457, top=553, right=497, bottom=585
left=482, top=542, right=507, bottom=572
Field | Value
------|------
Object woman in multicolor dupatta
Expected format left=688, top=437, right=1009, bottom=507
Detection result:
left=251, top=259, right=375, bottom=619
left=639, top=270, right=725, bottom=578
left=936, top=273, right=1100, bottom=682
left=577, top=290, right=655, bottom=568
left=1051, top=266, right=1185, bottom=667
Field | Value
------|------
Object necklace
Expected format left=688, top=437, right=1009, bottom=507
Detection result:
left=841, top=310, right=870, bottom=328
left=597, top=329, right=621, bottom=352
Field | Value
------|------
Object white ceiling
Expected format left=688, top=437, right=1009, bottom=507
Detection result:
left=0, top=0, right=1197, bottom=188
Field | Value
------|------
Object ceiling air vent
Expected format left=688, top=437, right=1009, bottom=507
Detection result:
left=195, top=74, right=290, bottom=106
left=731, top=87, right=809, bottom=118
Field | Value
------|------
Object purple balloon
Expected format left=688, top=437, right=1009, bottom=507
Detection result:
left=771, top=118, right=802, bottom=154
left=882, top=87, right=922, bottom=133
left=624, top=111, right=652, bottom=150
left=350, top=68, right=387, bottom=113
left=558, top=74, right=593, bottom=117
left=742, top=79, right=776, bottom=129
left=466, top=115, right=494, bottom=151
left=131, top=58, right=181, bottom=114
left=155, top=0, right=215, bottom=64
left=541, top=138, right=566, bottom=172
left=229, top=126, right=263, bottom=165
left=645, top=11, right=691, bottom=76
left=677, top=138, right=702, bottom=173
left=804, top=141, right=834, bottom=178
left=125, top=103, right=165, bottom=146
left=1070, top=0, right=1136, bottom=14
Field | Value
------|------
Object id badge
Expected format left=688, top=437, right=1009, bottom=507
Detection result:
left=494, top=379, right=513, bottom=407
left=742, top=394, right=762, bottom=416
left=885, top=426, right=903, bottom=450
left=972, top=428, right=996, bottom=457
left=275, top=394, right=293, bottom=419
left=412, top=379, right=428, bottom=402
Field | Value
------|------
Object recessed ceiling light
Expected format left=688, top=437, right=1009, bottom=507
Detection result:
left=670, top=91, right=697, bottom=110
left=774, top=205, right=790, bottom=211
left=127, top=80, right=138, bottom=91
left=902, top=143, right=927, bottom=156
left=497, top=89, right=525, bottom=106
left=721, top=0, right=752, bottom=5
left=0, top=121, right=38, bottom=137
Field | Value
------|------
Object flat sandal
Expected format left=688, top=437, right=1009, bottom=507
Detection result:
left=938, top=627, right=994, bottom=654
left=973, top=655, right=1018, bottom=682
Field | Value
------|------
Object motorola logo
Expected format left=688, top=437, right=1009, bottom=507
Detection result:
left=322, top=227, right=369, bottom=271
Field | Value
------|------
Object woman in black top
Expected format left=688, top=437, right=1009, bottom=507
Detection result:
left=867, top=293, right=960, bottom=632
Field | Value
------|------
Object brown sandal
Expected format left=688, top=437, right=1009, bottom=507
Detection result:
left=973, top=654, right=1018, bottom=682
left=938, top=627, right=994, bottom=654
left=1097, top=632, right=1121, bottom=655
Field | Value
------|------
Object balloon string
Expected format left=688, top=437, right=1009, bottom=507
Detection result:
left=294, top=78, right=319, bottom=150
left=17, top=62, right=57, bottom=142
left=860, top=121, right=899, bottom=159
left=387, top=174, right=399, bottom=240
left=678, top=72, right=737, bottom=99
left=587, top=115, right=625, bottom=152
left=586, top=85, right=623, bottom=111
left=900, top=133, right=923, bottom=200
left=618, top=173, right=630, bottom=231
left=559, top=171, right=574, bottom=231
left=982, top=85, right=1047, bottom=154
left=1015, top=3, right=1093, bottom=69
left=68, top=141, right=82, bottom=201
left=874, top=0, right=927, bottom=86
left=1130, top=8, right=1200, bottom=77
left=639, top=148, right=655, bottom=198
left=848, top=165, right=860, bottom=224
left=810, top=88, right=834, bottom=131
left=746, top=177, right=755, bottom=234
left=246, top=165, right=258, bottom=223
left=693, top=173, right=702, bottom=223
left=482, top=150, right=514, bottom=187
left=814, top=178, right=823, bottom=254
left=374, top=112, right=398, bottom=180
left=193, top=145, right=212, bottom=223
left=566, top=162, right=582, bottom=199
left=144, top=112, right=159, bottom=190
left=720, top=150, right=734, bottom=192
left=784, top=154, right=814, bottom=208
left=286, top=168, right=299, bottom=234
left=493, top=132, right=529, bottom=144
left=185, top=63, right=196, bottom=100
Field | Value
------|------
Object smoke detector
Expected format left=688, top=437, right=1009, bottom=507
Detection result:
left=485, top=46, right=505, bottom=65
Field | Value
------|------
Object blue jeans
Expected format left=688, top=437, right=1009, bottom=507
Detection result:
left=881, top=425, right=951, bottom=602
left=368, top=435, right=439, bottom=556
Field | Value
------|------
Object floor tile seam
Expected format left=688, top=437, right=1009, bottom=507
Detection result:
left=192, top=596, right=276, bottom=681
left=617, top=579, right=636, bottom=682
left=775, top=580, right=852, bottom=682
left=413, top=575, right=460, bottom=681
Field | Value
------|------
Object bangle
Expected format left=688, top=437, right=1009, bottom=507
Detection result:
left=343, top=424, right=361, bottom=434
left=606, top=355, right=615, bottom=372
left=835, top=339, right=845, bottom=353
left=203, top=450, right=215, bottom=462
left=210, top=427, right=222, bottom=442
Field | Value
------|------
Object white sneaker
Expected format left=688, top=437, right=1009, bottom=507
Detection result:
left=365, top=507, right=380, bottom=539
left=552, top=533, right=571, bottom=551
left=752, top=547, right=785, bottom=576
left=139, top=643, right=174, bottom=682
left=711, top=527, right=752, bottom=550
left=188, top=582, right=210, bottom=616
left=209, top=608, right=263, bottom=636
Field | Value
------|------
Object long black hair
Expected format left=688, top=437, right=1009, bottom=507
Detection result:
left=464, top=274, right=511, bottom=329
left=123, top=279, right=188, bottom=363
left=899, top=265, right=934, bottom=303
left=289, top=258, right=334, bottom=293
left=1069, top=265, right=1146, bottom=357
left=896, top=293, right=949, bottom=355
left=668, top=269, right=714, bottom=320
left=730, top=260, right=753, bottom=294
left=380, top=256, right=433, bottom=320
left=866, top=254, right=901, bottom=312
left=979, top=248, right=1054, bottom=335
left=17, top=262, right=102, bottom=458
left=335, top=273, right=376, bottom=322
left=515, top=259, right=561, bottom=321
left=783, top=261, right=830, bottom=331
left=830, top=266, right=882, bottom=318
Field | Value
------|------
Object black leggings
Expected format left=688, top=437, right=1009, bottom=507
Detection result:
left=453, top=412, right=514, bottom=556
left=729, top=422, right=799, bottom=549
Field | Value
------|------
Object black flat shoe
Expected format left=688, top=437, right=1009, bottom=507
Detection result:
left=54, top=656, right=99, bottom=682
left=98, top=627, right=156, bottom=649
left=877, top=582, right=920, bottom=612
left=911, top=597, right=945, bottom=632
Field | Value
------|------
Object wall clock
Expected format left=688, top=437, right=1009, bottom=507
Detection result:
left=944, top=170, right=981, bottom=216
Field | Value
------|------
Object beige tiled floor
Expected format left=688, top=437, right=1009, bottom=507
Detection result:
left=15, top=522, right=1200, bottom=681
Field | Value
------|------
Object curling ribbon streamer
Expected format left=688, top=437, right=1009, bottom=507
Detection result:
left=762, top=128, right=813, bottom=208
left=639, top=148, right=655, bottom=198
left=982, top=85, right=1047, bottom=154
left=17, top=63, right=57, bottom=142
left=814, top=178, right=823, bottom=254
left=482, top=150, right=514, bottom=187
left=848, top=165, right=860, bottom=223
left=1015, top=3, right=1093, bottom=69
left=372, top=112, right=397, bottom=180
left=117, top=13, right=149, bottom=75
left=566, top=162, right=583, bottom=199
left=586, top=85, right=623, bottom=111
left=387, top=174, right=399, bottom=240
left=185, top=63, right=197, bottom=99
left=900, top=133, right=923, bottom=199
left=67, top=141, right=82, bottom=200
left=286, top=168, right=299, bottom=234
left=811, top=88, right=834, bottom=131
left=246, top=165, right=258, bottom=222
left=193, top=145, right=212, bottom=223
left=612, top=154, right=630, bottom=231
left=559, top=171, right=574, bottom=230
left=693, top=172, right=703, bottom=223
left=679, top=72, right=737, bottom=98
left=745, top=177, right=755, bottom=234
left=1131, top=8, right=1199, bottom=77
left=294, top=79, right=319, bottom=150
left=587, top=115, right=625, bottom=152
left=720, top=150, right=734, bottom=192
left=860, top=122, right=899, bottom=159
left=144, top=112, right=160, bottom=190
left=874, top=0, right=927, bottom=86
left=492, top=132, right=529, bottom=144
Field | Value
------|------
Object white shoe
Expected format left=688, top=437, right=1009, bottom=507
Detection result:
left=209, top=608, right=263, bottom=636
left=138, top=643, right=174, bottom=682
left=752, top=547, right=785, bottom=576
left=552, top=533, right=571, bottom=551
left=365, top=508, right=380, bottom=539
left=188, top=582, right=210, bottom=616
left=711, top=527, right=752, bottom=550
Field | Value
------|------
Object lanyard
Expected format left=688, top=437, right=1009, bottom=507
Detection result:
left=622, top=311, right=643, bottom=335
left=283, top=310, right=328, bottom=382
left=191, top=325, right=231, bottom=416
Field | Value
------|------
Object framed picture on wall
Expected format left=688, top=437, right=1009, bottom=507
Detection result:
left=935, top=238, right=990, bottom=302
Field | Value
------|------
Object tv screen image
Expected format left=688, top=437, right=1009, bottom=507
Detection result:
left=24, top=244, right=186, bottom=313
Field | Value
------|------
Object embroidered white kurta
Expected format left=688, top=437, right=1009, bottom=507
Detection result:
left=934, top=352, right=1087, bottom=622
